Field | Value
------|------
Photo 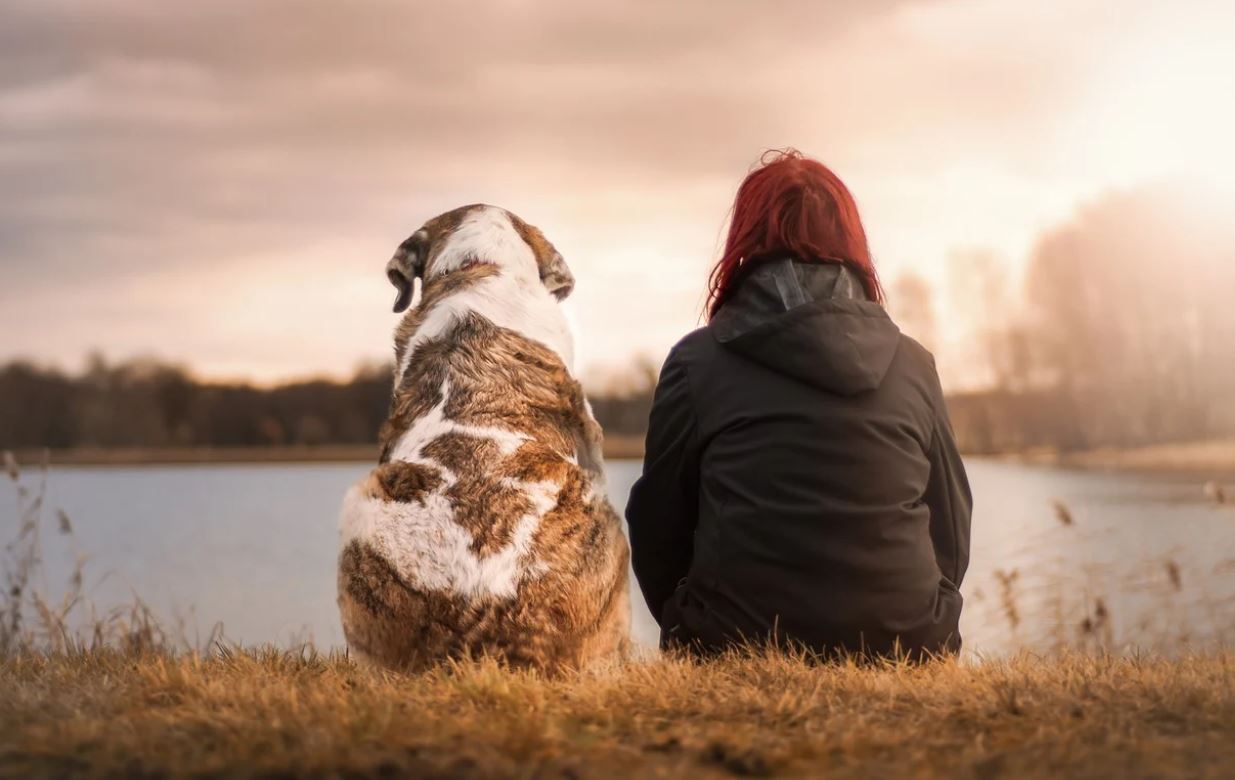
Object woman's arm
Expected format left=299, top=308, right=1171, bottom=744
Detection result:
left=625, top=347, right=702, bottom=625
left=924, top=373, right=973, bottom=589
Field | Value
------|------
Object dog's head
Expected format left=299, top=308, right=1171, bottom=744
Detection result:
left=386, top=204, right=574, bottom=313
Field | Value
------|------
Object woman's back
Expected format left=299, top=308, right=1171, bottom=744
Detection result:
left=626, top=258, right=971, bottom=659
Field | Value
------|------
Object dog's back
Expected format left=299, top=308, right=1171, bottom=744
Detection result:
left=338, top=205, right=630, bottom=673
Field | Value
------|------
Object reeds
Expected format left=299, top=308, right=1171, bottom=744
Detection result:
left=969, top=490, right=1235, bottom=657
left=1204, top=480, right=1229, bottom=505
left=1, top=451, right=216, bottom=658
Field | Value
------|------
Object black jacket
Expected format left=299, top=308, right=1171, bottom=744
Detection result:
left=626, top=257, right=972, bottom=659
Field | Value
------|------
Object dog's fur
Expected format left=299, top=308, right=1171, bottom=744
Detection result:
left=338, top=204, right=631, bottom=673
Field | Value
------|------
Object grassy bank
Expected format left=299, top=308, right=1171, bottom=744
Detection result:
left=2, top=648, right=1234, bottom=779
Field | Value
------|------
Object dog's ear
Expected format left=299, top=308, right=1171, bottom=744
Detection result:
left=386, top=229, right=429, bottom=313
left=508, top=213, right=575, bottom=301
left=539, top=250, right=575, bottom=301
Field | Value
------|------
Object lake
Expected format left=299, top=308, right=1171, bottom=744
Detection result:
left=9, top=459, right=1235, bottom=657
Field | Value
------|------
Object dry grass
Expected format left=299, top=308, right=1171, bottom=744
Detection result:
left=1, top=647, right=1233, bottom=779
left=2, top=451, right=207, bottom=658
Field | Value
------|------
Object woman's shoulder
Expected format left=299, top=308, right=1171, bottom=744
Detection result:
left=891, top=332, right=948, bottom=406
left=664, top=325, right=937, bottom=371
left=664, top=327, right=720, bottom=368
left=895, top=332, right=937, bottom=370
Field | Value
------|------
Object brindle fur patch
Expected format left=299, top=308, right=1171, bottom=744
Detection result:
left=421, top=431, right=533, bottom=556
left=507, top=211, right=564, bottom=278
left=339, top=538, right=629, bottom=674
left=388, top=261, right=501, bottom=394
left=374, top=461, right=443, bottom=504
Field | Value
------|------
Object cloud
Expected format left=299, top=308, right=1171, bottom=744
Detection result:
left=0, top=1, right=914, bottom=270
left=2, top=0, right=1231, bottom=382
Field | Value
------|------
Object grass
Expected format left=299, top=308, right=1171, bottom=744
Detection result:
left=2, top=647, right=1234, bottom=779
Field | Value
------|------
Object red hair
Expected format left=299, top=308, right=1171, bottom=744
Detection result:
left=707, top=149, right=883, bottom=319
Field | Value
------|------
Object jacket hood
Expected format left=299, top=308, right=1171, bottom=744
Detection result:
left=709, top=257, right=901, bottom=395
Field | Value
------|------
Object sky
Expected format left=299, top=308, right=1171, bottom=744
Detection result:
left=2, top=0, right=1233, bottom=387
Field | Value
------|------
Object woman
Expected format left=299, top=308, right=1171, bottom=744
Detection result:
left=626, top=150, right=972, bottom=660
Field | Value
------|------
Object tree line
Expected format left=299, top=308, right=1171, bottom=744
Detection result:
left=0, top=355, right=656, bottom=452
left=932, top=183, right=1235, bottom=453
left=0, top=356, right=393, bottom=450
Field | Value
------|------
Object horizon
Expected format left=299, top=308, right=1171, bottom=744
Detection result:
left=3, top=0, right=1234, bottom=390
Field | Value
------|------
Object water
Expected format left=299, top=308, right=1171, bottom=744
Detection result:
left=13, top=459, right=1235, bottom=656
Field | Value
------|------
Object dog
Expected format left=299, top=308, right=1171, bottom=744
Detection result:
left=337, top=204, right=631, bottom=673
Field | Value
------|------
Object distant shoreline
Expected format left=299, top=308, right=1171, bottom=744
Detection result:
left=9, top=437, right=1234, bottom=477
left=11, top=435, right=648, bottom=467
left=994, top=438, right=1235, bottom=479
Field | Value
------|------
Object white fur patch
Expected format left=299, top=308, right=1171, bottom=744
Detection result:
left=339, top=486, right=552, bottom=600
left=429, top=207, right=537, bottom=281
left=340, top=377, right=564, bottom=601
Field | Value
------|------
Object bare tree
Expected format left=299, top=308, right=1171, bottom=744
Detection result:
left=1023, top=184, right=1235, bottom=448
left=888, top=272, right=939, bottom=354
